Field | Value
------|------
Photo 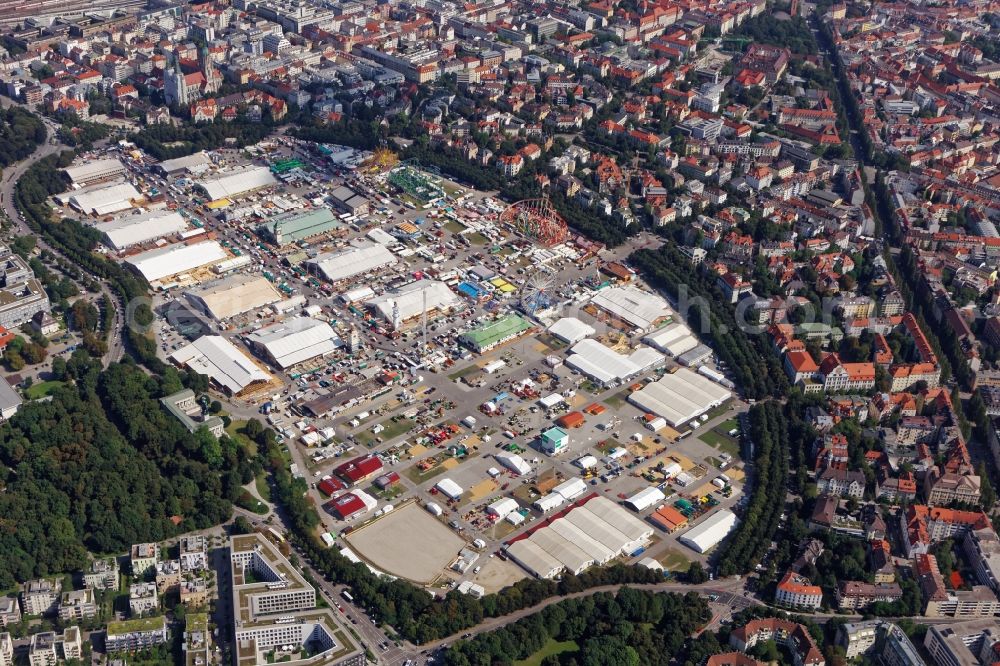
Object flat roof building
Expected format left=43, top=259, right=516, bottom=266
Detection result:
left=628, top=367, right=731, bottom=427
left=459, top=314, right=534, bottom=353
left=184, top=274, right=283, bottom=321
left=126, top=241, right=228, bottom=284
left=96, top=210, right=188, bottom=251
left=196, top=166, right=276, bottom=201
left=245, top=317, right=342, bottom=369
left=307, top=243, right=397, bottom=284
left=259, top=209, right=343, bottom=246
left=589, top=285, right=672, bottom=333
left=366, top=280, right=464, bottom=330
left=63, top=158, right=125, bottom=186
left=170, top=336, right=273, bottom=396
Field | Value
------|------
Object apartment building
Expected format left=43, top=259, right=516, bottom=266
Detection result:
left=964, top=527, right=1000, bottom=595
left=57, top=589, right=97, bottom=622
left=129, top=582, right=160, bottom=617
left=775, top=572, right=823, bottom=610
left=21, top=579, right=59, bottom=616
left=105, top=617, right=169, bottom=652
left=0, top=598, right=19, bottom=627
left=27, top=632, right=57, bottom=666
left=156, top=560, right=182, bottom=594
left=0, top=633, right=12, bottom=666
left=924, top=620, right=1000, bottom=666
left=836, top=581, right=903, bottom=610
left=816, top=468, right=865, bottom=498
left=131, top=542, right=161, bottom=577
left=83, top=558, right=119, bottom=590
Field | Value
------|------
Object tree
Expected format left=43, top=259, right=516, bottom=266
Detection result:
left=686, top=562, right=708, bottom=583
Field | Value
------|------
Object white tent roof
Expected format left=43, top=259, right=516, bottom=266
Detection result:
left=368, top=280, right=463, bottom=325
left=680, top=510, right=739, bottom=554
left=96, top=210, right=187, bottom=250
left=529, top=529, right=593, bottom=574
left=435, top=478, right=463, bottom=500
left=170, top=335, right=272, bottom=394
left=548, top=517, right=616, bottom=564
left=625, top=486, right=666, bottom=512
left=64, top=158, right=124, bottom=185
left=245, top=317, right=342, bottom=369
left=548, top=317, right=596, bottom=344
left=575, top=455, right=598, bottom=469
left=581, top=496, right=653, bottom=542
left=69, top=182, right=139, bottom=215
left=589, top=285, right=671, bottom=331
left=309, top=243, right=397, bottom=283
left=495, top=451, right=531, bottom=476
left=553, top=477, right=587, bottom=500
left=643, top=322, right=699, bottom=356
left=127, top=241, right=227, bottom=282
left=158, top=151, right=211, bottom=174
left=563, top=506, right=638, bottom=555
left=487, top=497, right=519, bottom=519
left=628, top=367, right=731, bottom=426
left=506, top=539, right=562, bottom=578
left=565, top=339, right=664, bottom=385
left=533, top=493, right=565, bottom=513
left=197, top=166, right=276, bottom=200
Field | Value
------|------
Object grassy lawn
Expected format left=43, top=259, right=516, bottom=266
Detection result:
left=255, top=474, right=272, bottom=502
left=534, top=333, right=567, bottom=351
left=24, top=380, right=65, bottom=399
left=445, top=220, right=467, bottom=234
left=403, top=460, right=449, bottom=485
left=656, top=548, right=691, bottom=572
left=699, top=429, right=740, bottom=457
left=467, top=232, right=489, bottom=245
left=226, top=420, right=258, bottom=457
left=448, top=364, right=481, bottom=381
left=514, top=639, right=579, bottom=666
left=354, top=417, right=416, bottom=447
left=236, top=489, right=268, bottom=515
left=604, top=390, right=630, bottom=409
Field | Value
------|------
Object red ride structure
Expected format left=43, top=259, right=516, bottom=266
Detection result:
left=499, top=197, right=570, bottom=247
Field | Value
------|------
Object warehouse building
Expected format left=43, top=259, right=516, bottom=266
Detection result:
left=589, top=285, right=672, bottom=333
left=170, top=336, right=273, bottom=396
left=507, top=496, right=653, bottom=578
left=259, top=209, right=343, bottom=246
left=459, top=314, right=535, bottom=353
left=628, top=367, right=731, bottom=427
left=307, top=243, right=397, bottom=284
left=505, top=539, right=563, bottom=579
left=547, top=317, right=596, bottom=345
left=96, top=210, right=188, bottom=251
left=64, top=182, right=140, bottom=216
left=565, top=339, right=664, bottom=387
left=680, top=509, right=740, bottom=553
left=196, top=166, right=277, bottom=201
left=183, top=275, right=282, bottom=321
left=245, top=317, right=342, bottom=369
left=126, top=241, right=228, bottom=285
left=64, top=158, right=125, bottom=186
left=367, top=280, right=464, bottom=330
left=643, top=321, right=699, bottom=357
left=329, top=185, right=370, bottom=215
left=155, top=152, right=212, bottom=176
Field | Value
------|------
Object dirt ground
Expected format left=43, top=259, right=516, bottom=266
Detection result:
left=468, top=556, right=527, bottom=594
left=344, top=502, right=466, bottom=584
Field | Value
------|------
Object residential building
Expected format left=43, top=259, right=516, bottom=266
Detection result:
left=0, top=633, right=12, bottom=666
left=58, top=589, right=97, bottom=622
left=836, top=581, right=903, bottom=610
left=131, top=543, right=160, bottom=577
left=105, top=616, right=169, bottom=652
left=21, top=579, right=59, bottom=616
left=83, top=558, right=119, bottom=591
left=129, top=582, right=160, bottom=617
left=729, top=619, right=825, bottom=666
left=775, top=571, right=823, bottom=610
left=0, top=598, right=19, bottom=627
left=964, top=527, right=1000, bottom=595
left=924, top=620, right=1000, bottom=666
left=816, top=468, right=865, bottom=498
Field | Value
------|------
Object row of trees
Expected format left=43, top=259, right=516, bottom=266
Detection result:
left=629, top=246, right=789, bottom=399
left=252, top=422, right=667, bottom=644
left=716, top=402, right=788, bottom=576
left=0, top=360, right=248, bottom=588
left=0, top=107, right=46, bottom=167
left=128, top=121, right=274, bottom=161
left=443, top=589, right=712, bottom=666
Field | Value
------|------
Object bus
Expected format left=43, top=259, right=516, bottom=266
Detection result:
left=341, top=590, right=354, bottom=604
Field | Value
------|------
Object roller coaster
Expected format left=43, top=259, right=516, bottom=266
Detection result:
left=498, top=196, right=570, bottom=247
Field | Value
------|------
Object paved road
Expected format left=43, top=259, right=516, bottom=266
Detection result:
left=0, top=115, right=127, bottom=367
